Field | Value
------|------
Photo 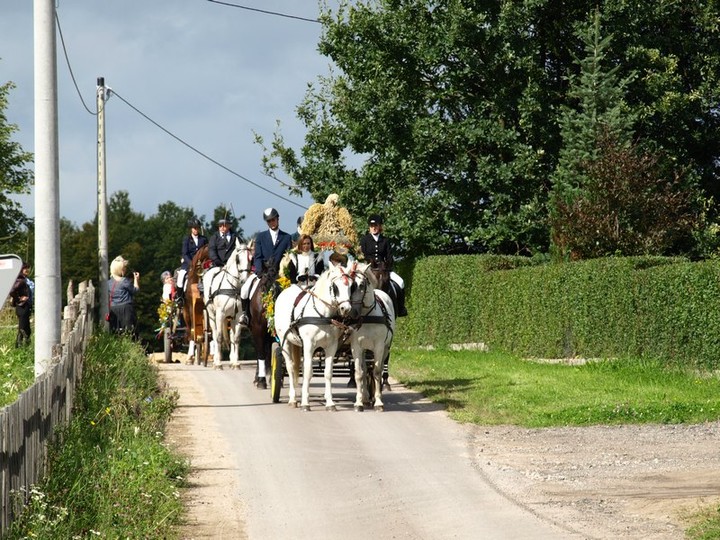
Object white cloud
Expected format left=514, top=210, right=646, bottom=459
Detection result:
left=1, top=0, right=335, bottom=232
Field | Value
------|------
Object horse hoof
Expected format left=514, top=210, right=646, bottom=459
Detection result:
left=382, top=383, right=392, bottom=392
left=301, top=405, right=311, bottom=412
left=230, top=363, right=240, bottom=370
left=213, top=364, right=223, bottom=370
left=374, top=405, right=385, bottom=412
left=257, top=378, right=267, bottom=390
left=289, top=401, right=298, bottom=408
left=354, top=405, right=364, bottom=412
left=326, top=405, right=337, bottom=412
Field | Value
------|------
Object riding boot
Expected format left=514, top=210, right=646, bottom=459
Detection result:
left=239, top=298, right=250, bottom=326
left=396, top=287, right=408, bottom=317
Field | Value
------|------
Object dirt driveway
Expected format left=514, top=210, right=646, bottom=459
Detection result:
left=155, top=354, right=720, bottom=539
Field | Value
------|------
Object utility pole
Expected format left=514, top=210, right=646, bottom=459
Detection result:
left=33, top=0, right=61, bottom=376
left=97, top=77, right=109, bottom=327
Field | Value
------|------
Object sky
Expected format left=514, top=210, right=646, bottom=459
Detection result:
left=1, top=0, right=340, bottom=234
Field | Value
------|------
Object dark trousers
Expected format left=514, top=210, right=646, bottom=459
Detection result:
left=15, top=303, right=31, bottom=347
left=110, top=303, right=137, bottom=338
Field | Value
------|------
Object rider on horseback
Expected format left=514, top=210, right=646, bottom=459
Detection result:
left=176, top=218, right=208, bottom=293
left=239, top=208, right=293, bottom=326
left=359, top=214, right=408, bottom=317
left=208, top=217, right=238, bottom=267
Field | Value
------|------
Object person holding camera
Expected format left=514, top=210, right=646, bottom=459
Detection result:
left=108, top=255, right=140, bottom=337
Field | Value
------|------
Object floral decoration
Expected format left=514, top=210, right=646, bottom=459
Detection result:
left=263, top=276, right=291, bottom=337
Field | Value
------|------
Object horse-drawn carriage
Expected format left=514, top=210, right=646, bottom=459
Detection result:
left=171, top=195, right=397, bottom=412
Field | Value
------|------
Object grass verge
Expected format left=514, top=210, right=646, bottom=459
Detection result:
left=5, top=332, right=189, bottom=539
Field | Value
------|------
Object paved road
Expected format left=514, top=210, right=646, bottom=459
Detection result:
left=160, top=360, right=581, bottom=540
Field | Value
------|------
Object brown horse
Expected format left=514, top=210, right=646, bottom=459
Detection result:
left=183, top=245, right=209, bottom=365
left=248, top=261, right=280, bottom=389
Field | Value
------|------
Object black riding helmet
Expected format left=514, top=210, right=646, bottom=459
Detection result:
left=263, top=207, right=279, bottom=221
left=187, top=218, right=201, bottom=229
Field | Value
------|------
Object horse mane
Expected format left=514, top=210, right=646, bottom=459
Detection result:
left=188, top=245, right=209, bottom=282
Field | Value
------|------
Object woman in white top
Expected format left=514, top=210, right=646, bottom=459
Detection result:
left=287, top=234, right=324, bottom=286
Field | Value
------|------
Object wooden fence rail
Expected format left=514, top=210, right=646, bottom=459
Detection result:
left=0, top=280, right=95, bottom=536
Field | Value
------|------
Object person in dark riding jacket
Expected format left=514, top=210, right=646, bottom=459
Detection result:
left=208, top=218, right=238, bottom=267
left=359, top=214, right=407, bottom=316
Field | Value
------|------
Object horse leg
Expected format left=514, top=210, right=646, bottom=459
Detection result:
left=323, top=352, right=337, bottom=412
left=372, top=346, right=387, bottom=411
left=211, top=317, right=223, bottom=369
left=350, top=341, right=366, bottom=412
left=382, top=352, right=391, bottom=391
left=228, top=318, right=241, bottom=369
left=300, top=344, right=314, bottom=411
left=284, top=343, right=299, bottom=408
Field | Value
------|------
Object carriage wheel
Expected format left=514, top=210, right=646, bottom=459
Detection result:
left=163, top=328, right=172, bottom=364
left=271, top=343, right=283, bottom=403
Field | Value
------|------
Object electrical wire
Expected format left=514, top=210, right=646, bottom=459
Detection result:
left=110, top=89, right=308, bottom=210
left=205, top=0, right=321, bottom=23
left=55, top=7, right=309, bottom=209
left=55, top=11, right=96, bottom=115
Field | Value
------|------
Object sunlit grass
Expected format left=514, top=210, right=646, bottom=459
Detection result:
left=391, top=349, right=720, bottom=427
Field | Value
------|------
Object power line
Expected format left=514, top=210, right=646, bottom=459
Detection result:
left=109, top=89, right=308, bottom=210
left=205, top=0, right=321, bottom=23
left=55, top=11, right=96, bottom=116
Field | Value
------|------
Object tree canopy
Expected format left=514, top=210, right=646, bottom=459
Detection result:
left=0, top=81, right=33, bottom=253
left=261, top=0, right=720, bottom=259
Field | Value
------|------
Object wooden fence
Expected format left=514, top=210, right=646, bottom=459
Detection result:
left=0, top=280, right=95, bottom=536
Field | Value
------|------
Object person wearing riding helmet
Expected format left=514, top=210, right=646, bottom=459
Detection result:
left=181, top=218, right=208, bottom=270
left=359, top=214, right=408, bottom=316
left=177, top=217, right=208, bottom=291
left=253, top=207, right=293, bottom=276
left=239, top=207, right=293, bottom=327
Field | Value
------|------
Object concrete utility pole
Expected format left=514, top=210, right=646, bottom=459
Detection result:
left=97, top=77, right=109, bottom=327
left=33, top=0, right=62, bottom=376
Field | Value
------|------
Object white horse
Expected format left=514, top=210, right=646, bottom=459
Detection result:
left=202, top=240, right=252, bottom=369
left=346, top=262, right=396, bottom=411
left=274, top=264, right=363, bottom=411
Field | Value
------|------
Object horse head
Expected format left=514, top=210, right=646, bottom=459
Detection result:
left=345, top=262, right=379, bottom=311
left=188, top=245, right=209, bottom=284
left=312, top=264, right=359, bottom=319
left=224, top=239, right=252, bottom=285
left=369, top=258, right=390, bottom=293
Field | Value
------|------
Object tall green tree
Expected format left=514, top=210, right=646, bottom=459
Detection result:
left=0, top=81, right=33, bottom=253
left=260, top=0, right=720, bottom=258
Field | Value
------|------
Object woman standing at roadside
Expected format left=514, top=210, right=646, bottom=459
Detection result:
left=108, top=256, right=140, bottom=337
left=9, top=261, right=32, bottom=347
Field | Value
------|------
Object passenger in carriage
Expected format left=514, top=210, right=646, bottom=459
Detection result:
left=160, top=271, right=178, bottom=301
left=287, top=234, right=324, bottom=287
left=359, top=214, right=408, bottom=317
left=177, top=218, right=208, bottom=291
left=208, top=217, right=238, bottom=268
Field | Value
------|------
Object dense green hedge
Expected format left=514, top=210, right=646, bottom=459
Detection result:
left=399, top=255, right=720, bottom=370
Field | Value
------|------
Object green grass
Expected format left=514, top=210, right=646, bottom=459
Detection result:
left=391, top=349, right=720, bottom=427
left=0, top=318, right=35, bottom=407
left=5, top=332, right=189, bottom=539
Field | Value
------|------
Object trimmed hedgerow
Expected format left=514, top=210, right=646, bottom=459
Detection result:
left=398, top=255, right=720, bottom=370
